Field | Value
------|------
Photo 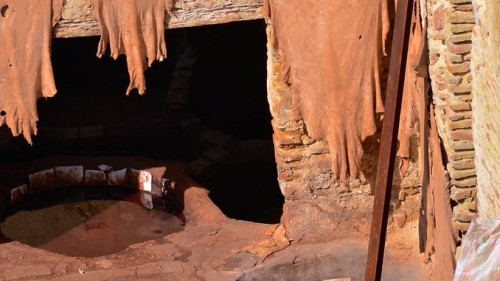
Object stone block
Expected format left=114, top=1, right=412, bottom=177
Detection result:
left=454, top=3, right=473, bottom=11
left=452, top=219, right=470, bottom=232
left=446, top=61, right=470, bottom=74
left=392, top=210, right=407, bottom=228
left=273, top=130, right=303, bottom=148
left=85, top=170, right=107, bottom=185
left=55, top=166, right=84, bottom=186
left=449, top=0, right=471, bottom=4
left=446, top=41, right=472, bottom=54
left=447, top=109, right=472, bottom=121
left=449, top=82, right=472, bottom=93
left=453, top=204, right=476, bottom=222
left=450, top=129, right=473, bottom=141
left=159, top=261, right=184, bottom=274
left=449, top=31, right=472, bottom=43
left=3, top=265, right=52, bottom=280
left=448, top=23, right=475, bottom=34
left=449, top=157, right=475, bottom=170
left=449, top=119, right=472, bottom=129
left=447, top=52, right=464, bottom=63
left=29, top=168, right=56, bottom=192
left=128, top=169, right=152, bottom=192
left=451, top=186, right=476, bottom=201
left=135, top=263, right=161, bottom=277
left=449, top=140, right=474, bottom=151
left=10, top=184, right=28, bottom=204
left=447, top=10, right=475, bottom=24
left=451, top=176, right=476, bottom=188
left=79, top=125, right=104, bottom=139
left=308, top=141, right=330, bottom=155
left=275, top=147, right=303, bottom=163
left=445, top=72, right=463, bottom=86
left=277, top=166, right=300, bottom=182
left=306, top=172, right=337, bottom=191
left=140, top=192, right=154, bottom=209
left=112, top=268, right=137, bottom=278
left=278, top=180, right=305, bottom=199
left=448, top=166, right=476, bottom=180
left=429, top=53, right=440, bottom=65
left=448, top=102, right=471, bottom=111
left=107, top=168, right=128, bottom=186
left=437, top=80, right=448, bottom=90
left=433, top=4, right=445, bottom=30
left=448, top=149, right=474, bottom=161
left=455, top=92, right=472, bottom=102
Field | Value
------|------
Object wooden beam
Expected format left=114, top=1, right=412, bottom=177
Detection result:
left=54, top=0, right=264, bottom=38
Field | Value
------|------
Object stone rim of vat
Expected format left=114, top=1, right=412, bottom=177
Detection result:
left=1, top=157, right=186, bottom=224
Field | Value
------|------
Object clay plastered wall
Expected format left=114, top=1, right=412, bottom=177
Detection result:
left=426, top=0, right=477, bottom=236
left=471, top=0, right=500, bottom=219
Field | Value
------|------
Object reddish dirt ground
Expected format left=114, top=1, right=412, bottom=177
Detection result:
left=0, top=163, right=431, bottom=280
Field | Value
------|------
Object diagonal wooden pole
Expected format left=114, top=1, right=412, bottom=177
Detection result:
left=364, top=0, right=415, bottom=280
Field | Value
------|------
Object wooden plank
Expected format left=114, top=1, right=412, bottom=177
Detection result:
left=54, top=0, right=264, bottom=38
left=364, top=0, right=414, bottom=280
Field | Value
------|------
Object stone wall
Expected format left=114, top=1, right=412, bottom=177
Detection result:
left=266, top=34, right=346, bottom=240
left=471, top=0, right=500, bottom=219
left=426, top=0, right=477, bottom=239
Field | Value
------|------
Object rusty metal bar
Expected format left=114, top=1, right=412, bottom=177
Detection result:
left=364, top=0, right=415, bottom=280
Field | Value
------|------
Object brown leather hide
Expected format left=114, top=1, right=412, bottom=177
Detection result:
left=90, top=0, right=173, bottom=95
left=0, top=0, right=63, bottom=144
left=264, top=0, right=389, bottom=180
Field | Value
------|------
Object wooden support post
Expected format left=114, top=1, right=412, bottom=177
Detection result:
left=364, top=0, right=415, bottom=280
left=53, top=0, right=263, bottom=38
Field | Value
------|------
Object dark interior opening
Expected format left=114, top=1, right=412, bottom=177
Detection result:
left=188, top=20, right=272, bottom=139
left=186, top=21, right=283, bottom=223
left=0, top=20, right=283, bottom=224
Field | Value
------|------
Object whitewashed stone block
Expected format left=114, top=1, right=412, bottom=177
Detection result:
left=98, top=164, right=113, bottom=171
left=10, top=184, right=28, bottom=204
left=55, top=166, right=84, bottom=186
left=85, top=170, right=106, bottom=185
left=29, top=169, right=56, bottom=192
left=129, top=169, right=152, bottom=192
left=107, top=168, right=128, bottom=185
left=140, top=192, right=154, bottom=209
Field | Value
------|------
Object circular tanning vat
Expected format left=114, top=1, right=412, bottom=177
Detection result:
left=0, top=158, right=185, bottom=257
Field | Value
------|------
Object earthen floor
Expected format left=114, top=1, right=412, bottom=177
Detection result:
left=0, top=162, right=431, bottom=281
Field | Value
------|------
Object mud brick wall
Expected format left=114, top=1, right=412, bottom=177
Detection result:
left=471, top=0, right=500, bottom=219
left=426, top=0, right=477, bottom=237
